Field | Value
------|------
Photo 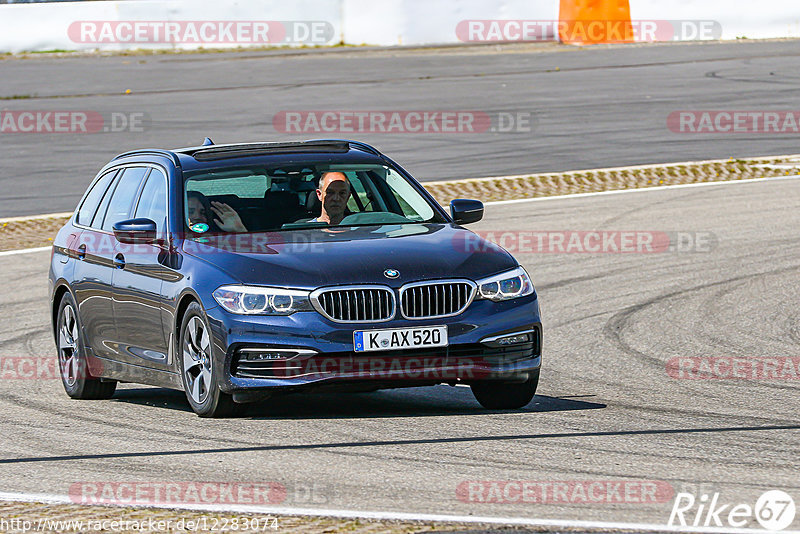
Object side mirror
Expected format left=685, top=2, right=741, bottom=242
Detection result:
left=113, top=218, right=157, bottom=244
left=450, top=199, right=484, bottom=225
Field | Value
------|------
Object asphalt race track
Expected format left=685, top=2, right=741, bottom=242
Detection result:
left=1, top=177, right=799, bottom=528
left=2, top=39, right=800, bottom=216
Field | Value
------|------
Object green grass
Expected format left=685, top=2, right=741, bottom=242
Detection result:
left=5, top=41, right=364, bottom=60
left=27, top=48, right=75, bottom=54
left=0, top=94, right=34, bottom=100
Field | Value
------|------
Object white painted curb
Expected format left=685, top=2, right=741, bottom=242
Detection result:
left=0, top=491, right=797, bottom=534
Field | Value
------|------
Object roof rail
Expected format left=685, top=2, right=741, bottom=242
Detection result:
left=322, top=139, right=382, bottom=156
left=112, top=149, right=182, bottom=168
left=185, top=139, right=384, bottom=162
left=189, top=141, right=347, bottom=161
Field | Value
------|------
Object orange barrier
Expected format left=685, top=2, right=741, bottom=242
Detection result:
left=558, top=0, right=633, bottom=44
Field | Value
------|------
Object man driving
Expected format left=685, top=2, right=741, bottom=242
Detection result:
left=314, top=171, right=350, bottom=225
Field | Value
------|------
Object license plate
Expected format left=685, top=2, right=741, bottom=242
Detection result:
left=354, top=325, right=448, bottom=352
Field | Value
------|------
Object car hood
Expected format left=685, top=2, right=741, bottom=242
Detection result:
left=181, top=223, right=518, bottom=288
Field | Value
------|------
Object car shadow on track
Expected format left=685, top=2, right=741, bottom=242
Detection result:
left=106, top=386, right=195, bottom=412
left=244, top=390, right=608, bottom=420
left=107, top=384, right=607, bottom=419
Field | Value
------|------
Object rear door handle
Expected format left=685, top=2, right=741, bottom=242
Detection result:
left=113, top=253, right=125, bottom=269
left=76, top=244, right=86, bottom=260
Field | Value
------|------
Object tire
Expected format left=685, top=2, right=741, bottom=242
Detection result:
left=56, top=292, right=117, bottom=400
left=471, top=370, right=539, bottom=410
left=178, top=302, right=239, bottom=418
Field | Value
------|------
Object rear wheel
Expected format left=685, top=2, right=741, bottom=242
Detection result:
left=471, top=370, right=539, bottom=410
left=56, top=293, right=116, bottom=400
left=178, top=302, right=239, bottom=417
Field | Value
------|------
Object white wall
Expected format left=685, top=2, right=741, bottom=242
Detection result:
left=342, top=0, right=558, bottom=46
left=0, top=0, right=344, bottom=53
left=0, top=0, right=798, bottom=53
left=629, top=0, right=800, bottom=40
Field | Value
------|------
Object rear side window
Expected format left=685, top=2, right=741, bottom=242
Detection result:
left=91, top=173, right=118, bottom=229
left=187, top=171, right=269, bottom=198
left=100, top=167, right=149, bottom=232
left=76, top=170, right=117, bottom=226
left=134, top=169, right=168, bottom=233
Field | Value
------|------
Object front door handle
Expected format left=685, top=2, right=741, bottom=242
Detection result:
left=113, top=253, right=126, bottom=269
left=76, top=244, right=86, bottom=260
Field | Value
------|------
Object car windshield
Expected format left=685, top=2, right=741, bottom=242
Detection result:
left=184, top=163, right=443, bottom=234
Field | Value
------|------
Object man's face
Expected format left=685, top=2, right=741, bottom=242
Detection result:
left=187, top=197, right=208, bottom=224
left=317, top=174, right=350, bottom=220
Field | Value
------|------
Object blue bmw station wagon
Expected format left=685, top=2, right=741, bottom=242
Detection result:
left=49, top=140, right=542, bottom=416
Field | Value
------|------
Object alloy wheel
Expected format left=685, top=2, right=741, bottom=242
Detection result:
left=182, top=316, right=213, bottom=405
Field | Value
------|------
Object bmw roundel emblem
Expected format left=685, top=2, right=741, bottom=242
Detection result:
left=384, top=269, right=400, bottom=279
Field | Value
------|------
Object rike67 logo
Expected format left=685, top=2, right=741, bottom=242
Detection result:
left=669, top=490, right=796, bottom=530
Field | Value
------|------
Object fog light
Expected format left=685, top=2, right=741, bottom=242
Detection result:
left=240, top=351, right=293, bottom=361
left=495, top=333, right=530, bottom=346
left=237, top=348, right=318, bottom=363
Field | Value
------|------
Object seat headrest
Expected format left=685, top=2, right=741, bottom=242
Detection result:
left=305, top=189, right=321, bottom=214
left=264, top=190, right=301, bottom=209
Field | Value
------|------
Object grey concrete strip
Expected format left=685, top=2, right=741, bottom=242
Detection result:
left=2, top=39, right=800, bottom=216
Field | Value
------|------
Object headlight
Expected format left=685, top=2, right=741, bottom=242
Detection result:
left=475, top=266, right=534, bottom=302
left=212, top=285, right=313, bottom=315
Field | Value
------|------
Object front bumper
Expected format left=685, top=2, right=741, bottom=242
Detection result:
left=205, top=293, right=541, bottom=397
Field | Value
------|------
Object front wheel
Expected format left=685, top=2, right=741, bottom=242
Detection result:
left=56, top=293, right=116, bottom=400
left=178, top=302, right=239, bottom=418
left=471, top=370, right=539, bottom=410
